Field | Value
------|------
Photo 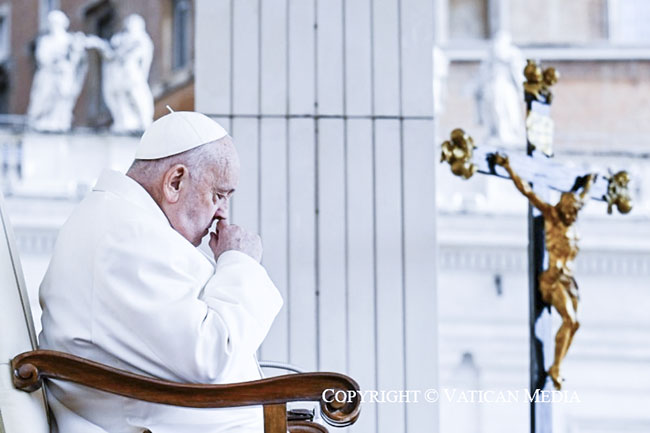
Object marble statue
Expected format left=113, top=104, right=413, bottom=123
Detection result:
left=474, top=31, right=526, bottom=147
left=94, top=14, right=154, bottom=133
left=27, top=11, right=89, bottom=132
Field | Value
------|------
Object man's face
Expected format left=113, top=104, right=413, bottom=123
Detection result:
left=557, top=193, right=579, bottom=225
left=174, top=141, right=240, bottom=246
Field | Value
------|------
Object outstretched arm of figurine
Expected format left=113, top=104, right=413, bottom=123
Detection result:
left=493, top=153, right=553, bottom=215
left=578, top=173, right=595, bottom=201
left=85, top=35, right=113, bottom=58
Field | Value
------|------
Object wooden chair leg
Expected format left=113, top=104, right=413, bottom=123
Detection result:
left=264, top=404, right=287, bottom=433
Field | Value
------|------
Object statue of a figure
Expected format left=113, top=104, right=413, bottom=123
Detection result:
left=94, top=14, right=154, bottom=133
left=27, top=10, right=89, bottom=132
left=494, top=154, right=594, bottom=390
left=475, top=31, right=526, bottom=147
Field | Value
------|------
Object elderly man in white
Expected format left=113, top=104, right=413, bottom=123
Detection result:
left=38, top=112, right=283, bottom=433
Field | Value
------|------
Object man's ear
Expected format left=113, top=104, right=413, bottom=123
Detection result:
left=161, top=164, right=188, bottom=204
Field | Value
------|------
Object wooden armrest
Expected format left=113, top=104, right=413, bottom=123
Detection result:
left=12, top=350, right=360, bottom=428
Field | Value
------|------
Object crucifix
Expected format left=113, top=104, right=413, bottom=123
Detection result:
left=440, top=59, right=632, bottom=432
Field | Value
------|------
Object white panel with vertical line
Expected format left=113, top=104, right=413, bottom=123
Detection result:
left=344, top=0, right=373, bottom=116
left=316, top=119, right=347, bottom=373
left=195, top=0, right=231, bottom=114
left=400, top=0, right=434, bottom=117
left=372, top=0, right=401, bottom=116
left=229, top=117, right=260, bottom=236
left=261, top=0, right=288, bottom=115
left=374, top=118, right=406, bottom=433
left=316, top=0, right=344, bottom=115
left=288, top=0, right=316, bottom=115
left=403, top=119, right=438, bottom=431
left=259, top=118, right=290, bottom=363
left=346, top=118, right=378, bottom=433
left=232, top=0, right=260, bottom=114
left=287, top=118, right=318, bottom=371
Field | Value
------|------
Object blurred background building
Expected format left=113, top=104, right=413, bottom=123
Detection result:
left=1, top=1, right=649, bottom=433
left=0, top=0, right=194, bottom=125
left=435, top=1, right=650, bottom=433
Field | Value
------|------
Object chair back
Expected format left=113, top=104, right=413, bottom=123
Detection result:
left=0, top=192, right=50, bottom=432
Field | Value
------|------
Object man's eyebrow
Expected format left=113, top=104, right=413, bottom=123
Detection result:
left=214, top=187, right=236, bottom=195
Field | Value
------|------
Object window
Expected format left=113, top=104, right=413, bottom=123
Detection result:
left=608, top=0, right=650, bottom=44
left=172, top=0, right=191, bottom=70
left=0, top=5, right=10, bottom=63
left=0, top=5, right=9, bottom=113
left=449, top=0, right=489, bottom=41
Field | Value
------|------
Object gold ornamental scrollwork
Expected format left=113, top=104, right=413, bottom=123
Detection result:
left=440, top=128, right=477, bottom=180
left=523, top=59, right=559, bottom=103
left=604, top=170, right=633, bottom=214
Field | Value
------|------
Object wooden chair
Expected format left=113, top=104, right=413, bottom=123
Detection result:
left=0, top=193, right=360, bottom=433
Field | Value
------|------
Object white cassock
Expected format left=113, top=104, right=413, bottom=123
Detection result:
left=38, top=169, right=283, bottom=433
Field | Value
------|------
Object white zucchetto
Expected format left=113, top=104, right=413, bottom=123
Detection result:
left=135, top=111, right=228, bottom=160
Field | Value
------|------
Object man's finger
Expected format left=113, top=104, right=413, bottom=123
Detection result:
left=217, top=219, right=228, bottom=232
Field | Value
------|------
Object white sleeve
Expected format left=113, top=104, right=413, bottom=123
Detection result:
left=91, top=224, right=283, bottom=384
left=201, top=250, right=284, bottom=357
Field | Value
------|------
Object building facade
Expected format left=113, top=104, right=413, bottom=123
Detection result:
left=0, top=0, right=195, bottom=126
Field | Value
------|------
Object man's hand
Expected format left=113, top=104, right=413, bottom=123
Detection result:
left=209, top=220, right=263, bottom=263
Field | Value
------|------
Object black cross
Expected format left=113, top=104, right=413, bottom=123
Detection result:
left=440, top=60, right=631, bottom=433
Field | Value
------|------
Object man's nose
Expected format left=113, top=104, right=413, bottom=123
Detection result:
left=215, top=200, right=229, bottom=220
